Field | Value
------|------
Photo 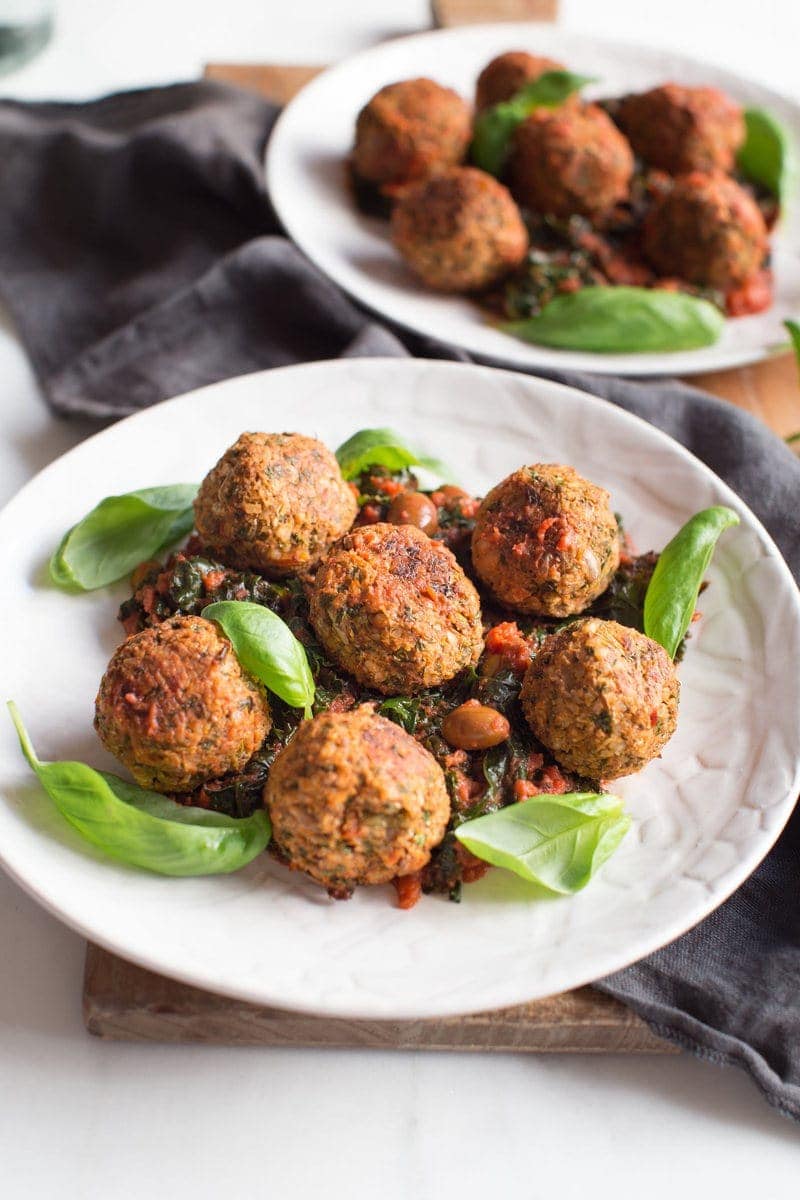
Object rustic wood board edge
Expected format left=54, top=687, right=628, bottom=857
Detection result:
left=83, top=944, right=677, bottom=1052
left=432, top=0, right=559, bottom=25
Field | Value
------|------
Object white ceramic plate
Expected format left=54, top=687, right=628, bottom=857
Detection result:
left=1, top=358, right=799, bottom=1018
left=267, top=24, right=800, bottom=377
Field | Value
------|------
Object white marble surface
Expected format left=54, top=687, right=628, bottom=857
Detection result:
left=0, top=2, right=798, bottom=1194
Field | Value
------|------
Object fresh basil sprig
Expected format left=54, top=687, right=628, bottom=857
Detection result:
left=335, top=427, right=450, bottom=482
left=784, top=318, right=800, bottom=369
left=50, top=484, right=198, bottom=592
left=455, top=791, right=629, bottom=894
left=7, top=702, right=271, bottom=875
left=737, top=107, right=792, bottom=205
left=202, top=600, right=315, bottom=718
left=471, top=70, right=596, bottom=176
left=643, top=506, right=740, bottom=659
left=504, top=287, right=724, bottom=354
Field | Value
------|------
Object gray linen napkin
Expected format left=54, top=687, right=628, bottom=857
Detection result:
left=0, top=80, right=798, bottom=1119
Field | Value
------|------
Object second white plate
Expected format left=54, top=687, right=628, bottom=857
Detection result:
left=267, top=24, right=800, bottom=376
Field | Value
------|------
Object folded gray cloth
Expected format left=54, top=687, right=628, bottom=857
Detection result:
left=1, top=79, right=799, bottom=1119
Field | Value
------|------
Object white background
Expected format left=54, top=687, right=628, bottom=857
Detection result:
left=1, top=1, right=798, bottom=1194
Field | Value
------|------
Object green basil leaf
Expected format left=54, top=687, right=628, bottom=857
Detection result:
left=50, top=484, right=198, bottom=592
left=335, top=427, right=451, bottom=482
left=93, top=771, right=247, bottom=828
left=455, top=791, right=629, bottom=894
left=643, top=506, right=740, bottom=659
left=202, top=600, right=315, bottom=718
left=784, top=319, right=800, bottom=371
left=504, top=287, right=724, bottom=353
left=7, top=702, right=270, bottom=876
left=471, top=70, right=596, bottom=176
left=737, top=107, right=792, bottom=203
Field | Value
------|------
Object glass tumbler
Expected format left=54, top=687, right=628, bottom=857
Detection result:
left=0, top=0, right=53, bottom=76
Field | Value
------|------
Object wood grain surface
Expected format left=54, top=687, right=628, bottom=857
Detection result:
left=432, top=0, right=559, bottom=24
left=83, top=944, right=676, bottom=1051
left=81, top=1, right=798, bottom=1049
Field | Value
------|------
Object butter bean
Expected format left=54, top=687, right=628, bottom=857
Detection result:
left=442, top=700, right=510, bottom=750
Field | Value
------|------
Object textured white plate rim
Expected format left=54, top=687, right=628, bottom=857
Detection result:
left=0, top=357, right=798, bottom=1019
left=266, top=22, right=800, bottom=379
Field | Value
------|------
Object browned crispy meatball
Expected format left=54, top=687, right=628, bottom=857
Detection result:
left=265, top=706, right=450, bottom=891
left=616, top=84, right=745, bottom=175
left=642, top=171, right=768, bottom=291
left=391, top=166, right=528, bottom=292
left=193, top=432, right=357, bottom=578
left=475, top=51, right=566, bottom=111
left=520, top=617, right=679, bottom=780
left=471, top=464, right=620, bottom=618
left=352, top=77, right=472, bottom=187
left=509, top=103, right=634, bottom=218
left=94, top=616, right=271, bottom=793
left=308, top=523, right=483, bottom=694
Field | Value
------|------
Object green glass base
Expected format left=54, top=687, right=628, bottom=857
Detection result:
left=0, top=15, right=53, bottom=77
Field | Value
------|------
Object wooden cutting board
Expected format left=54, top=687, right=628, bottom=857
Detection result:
left=82, top=0, right=798, bottom=1048
left=83, top=944, right=675, bottom=1050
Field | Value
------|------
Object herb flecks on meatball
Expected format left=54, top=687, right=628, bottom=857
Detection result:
left=509, top=104, right=634, bottom=219
left=94, top=615, right=272, bottom=793
left=193, top=432, right=357, bottom=578
left=616, top=84, right=745, bottom=175
left=475, top=51, right=567, bottom=112
left=265, top=706, right=450, bottom=892
left=308, top=522, right=484, bottom=694
left=471, top=464, right=620, bottom=618
left=391, top=166, right=529, bottom=293
left=352, top=77, right=472, bottom=188
left=642, top=171, right=768, bottom=291
left=520, top=617, right=679, bottom=779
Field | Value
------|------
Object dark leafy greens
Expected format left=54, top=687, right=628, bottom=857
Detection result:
left=335, top=427, right=450, bottom=483
left=50, top=484, right=198, bottom=592
left=377, top=695, right=423, bottom=734
left=471, top=70, right=595, bottom=176
left=480, top=743, right=510, bottom=807
left=504, top=287, right=724, bottom=353
left=455, top=791, right=629, bottom=894
left=202, top=600, right=315, bottom=718
left=643, top=506, right=739, bottom=659
left=737, top=107, right=792, bottom=204
left=8, top=702, right=271, bottom=875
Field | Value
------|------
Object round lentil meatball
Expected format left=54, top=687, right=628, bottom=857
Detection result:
left=471, top=464, right=620, bottom=618
left=94, top=615, right=271, bottom=793
left=642, top=171, right=768, bottom=291
left=616, top=84, right=745, bottom=175
left=509, top=103, right=634, bottom=218
left=391, top=166, right=528, bottom=292
left=265, top=706, right=450, bottom=891
left=475, top=50, right=566, bottom=111
left=193, top=432, right=357, bottom=578
left=352, top=77, right=472, bottom=187
left=308, top=522, right=484, bottom=694
left=520, top=617, right=679, bottom=780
